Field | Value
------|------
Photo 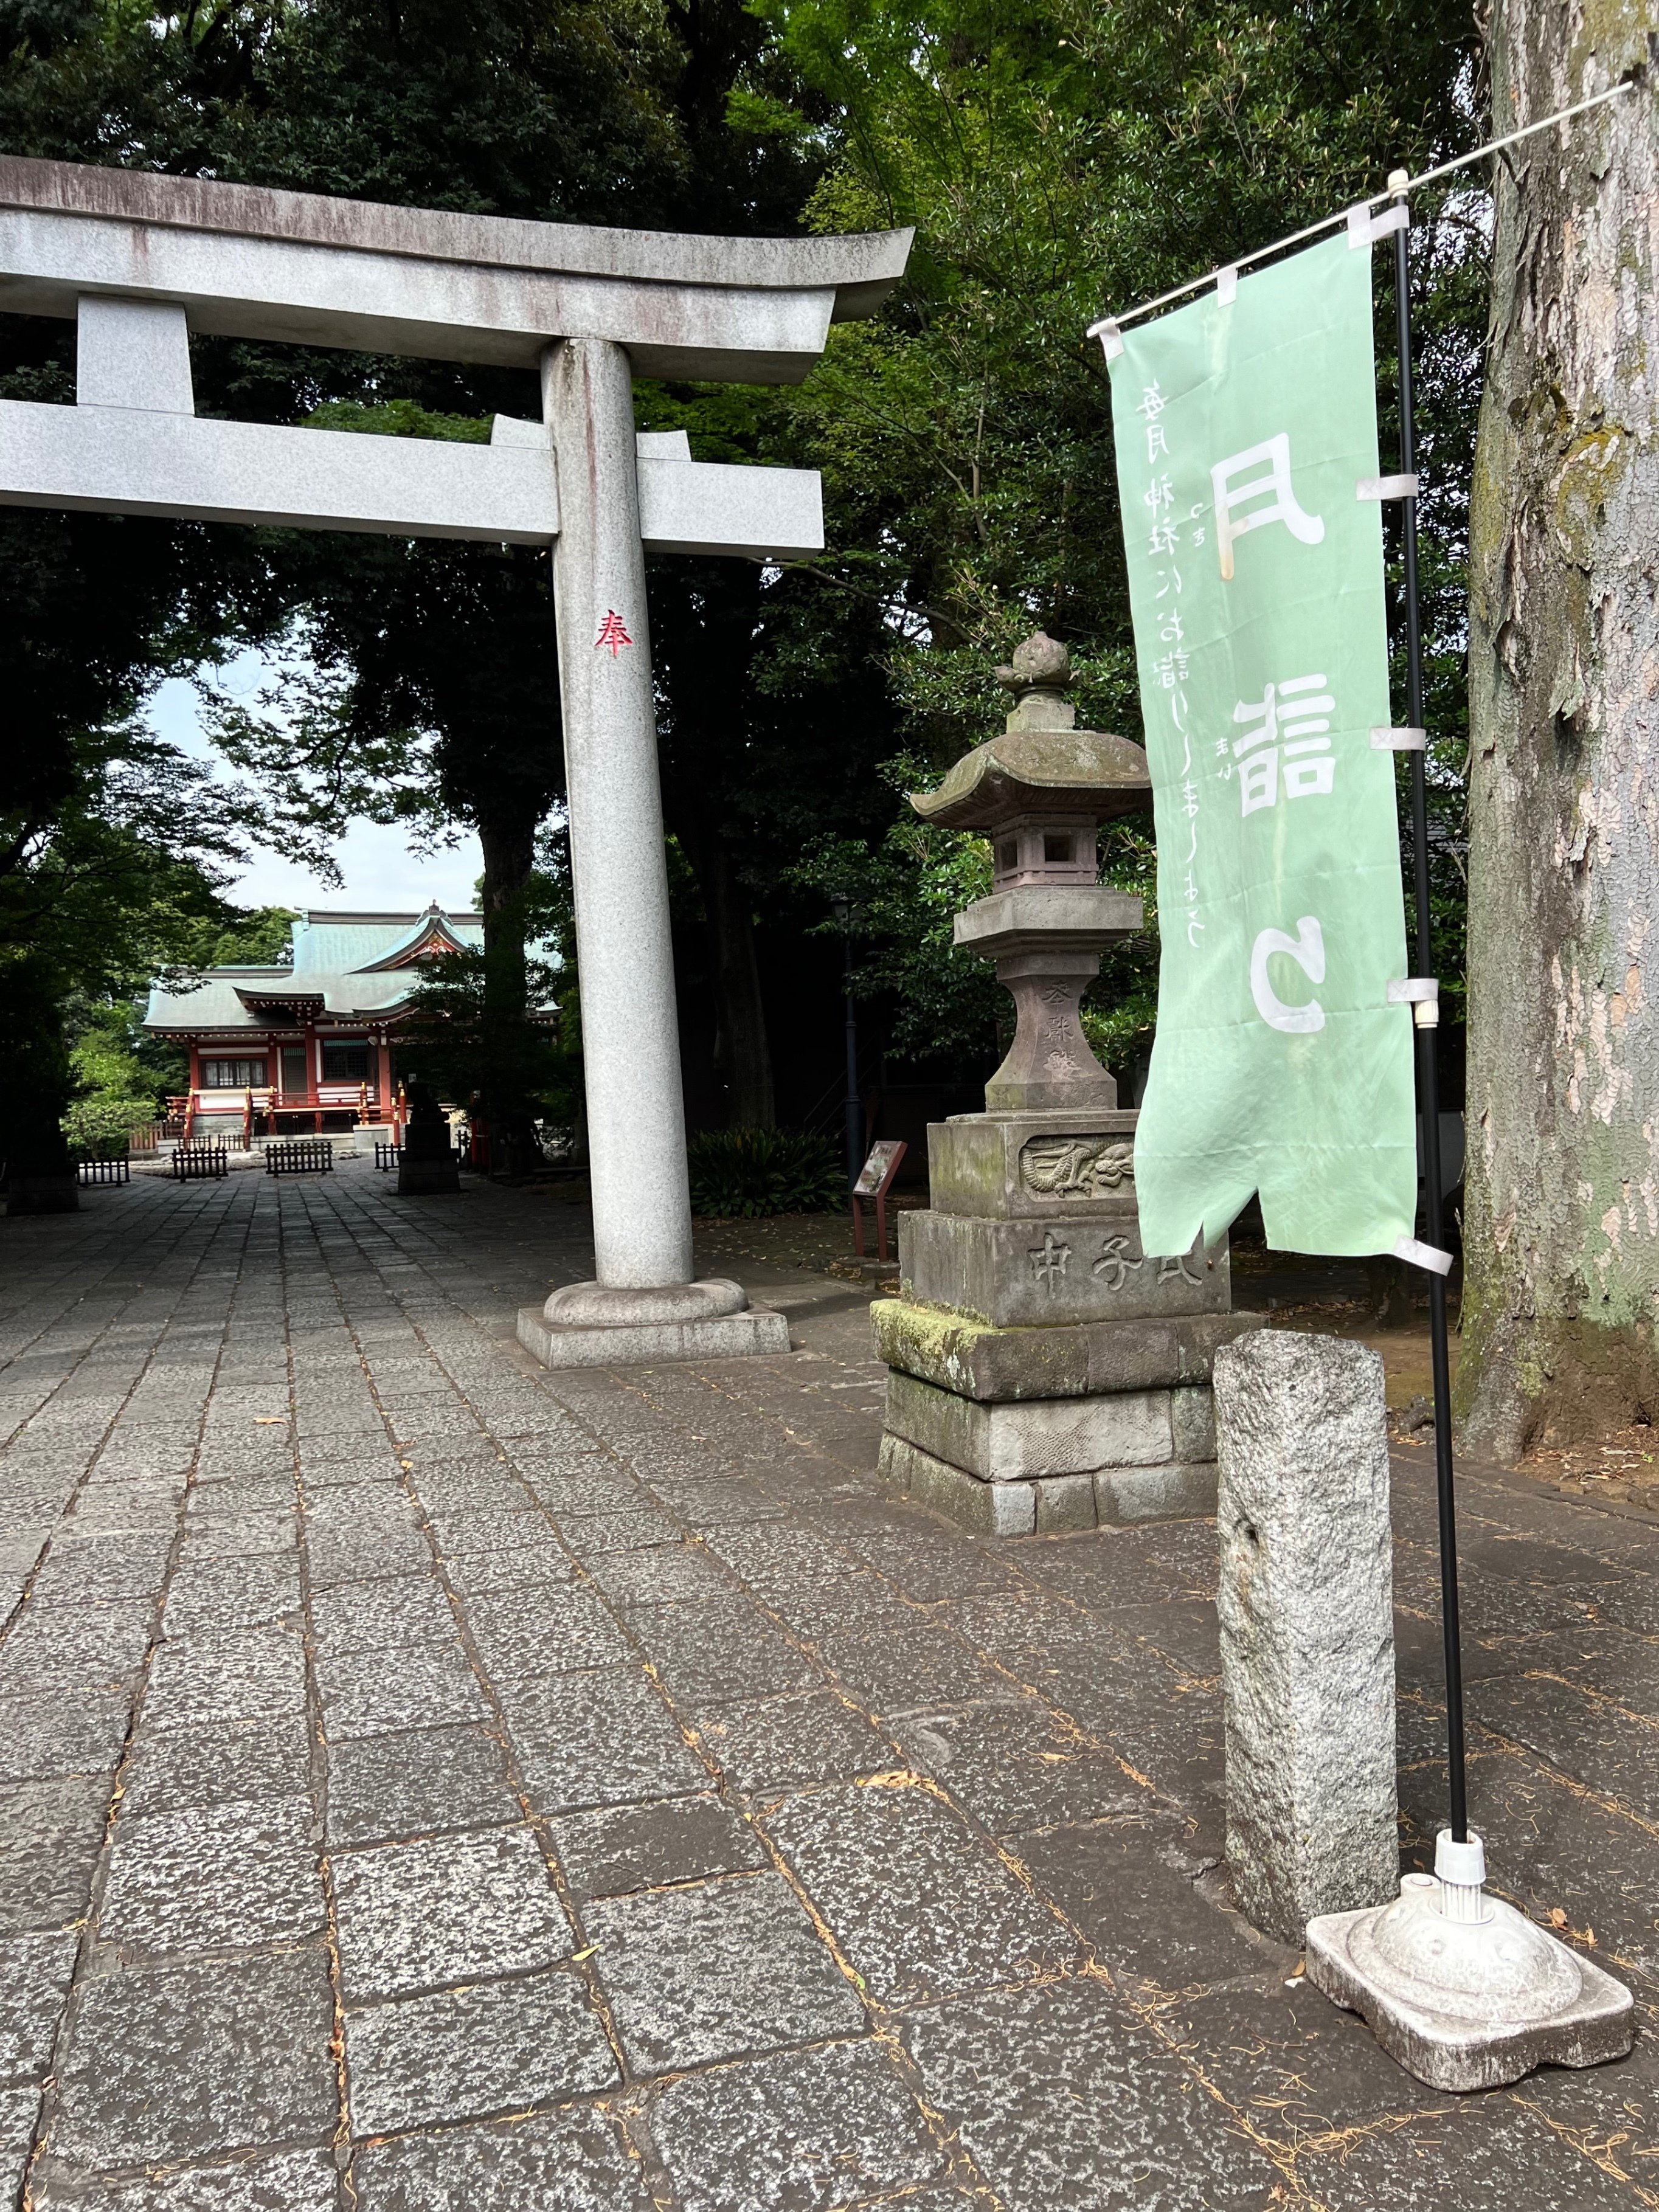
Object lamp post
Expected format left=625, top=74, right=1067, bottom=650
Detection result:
left=830, top=896, right=862, bottom=1191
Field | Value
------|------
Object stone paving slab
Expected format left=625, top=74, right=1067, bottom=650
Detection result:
left=1, top=1164, right=1657, bottom=2207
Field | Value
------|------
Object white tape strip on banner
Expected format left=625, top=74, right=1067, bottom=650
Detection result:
left=1214, top=266, right=1239, bottom=306
left=1348, top=201, right=1410, bottom=247
left=1395, top=1234, right=1454, bottom=1277
left=1371, top=726, right=1427, bottom=749
left=1094, top=319, right=1124, bottom=361
left=1357, top=474, right=1420, bottom=500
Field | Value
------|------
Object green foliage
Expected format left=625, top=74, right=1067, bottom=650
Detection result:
left=0, top=0, right=1490, bottom=1142
left=791, top=801, right=1160, bottom=1084
left=753, top=0, right=1484, bottom=1066
left=303, top=399, right=493, bottom=443
left=61, top=990, right=195, bottom=1150
left=63, top=1084, right=154, bottom=1156
left=789, top=818, right=1000, bottom=1070
left=687, top=1126, right=847, bottom=1217
left=201, top=906, right=299, bottom=967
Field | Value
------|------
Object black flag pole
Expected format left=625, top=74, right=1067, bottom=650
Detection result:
left=1389, top=178, right=1467, bottom=1845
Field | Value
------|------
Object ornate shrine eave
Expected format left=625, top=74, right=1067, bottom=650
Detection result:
left=351, top=912, right=471, bottom=970
left=234, top=989, right=324, bottom=1014
left=0, top=158, right=913, bottom=383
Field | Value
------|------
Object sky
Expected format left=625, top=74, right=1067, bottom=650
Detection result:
left=150, top=650, right=485, bottom=917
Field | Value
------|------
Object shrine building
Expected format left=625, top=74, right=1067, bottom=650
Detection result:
left=143, top=905, right=486, bottom=1140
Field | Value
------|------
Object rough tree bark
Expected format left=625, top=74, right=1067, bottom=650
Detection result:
left=475, top=809, right=542, bottom=1173
left=677, top=812, right=776, bottom=1130
left=648, top=558, right=777, bottom=1131
left=1456, top=3, right=1658, bottom=1456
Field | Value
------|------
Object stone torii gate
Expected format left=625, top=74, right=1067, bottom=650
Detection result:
left=0, top=157, right=910, bottom=1366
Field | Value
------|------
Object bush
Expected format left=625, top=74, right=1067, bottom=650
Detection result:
left=62, top=1093, right=156, bottom=1157
left=687, top=1128, right=847, bottom=1218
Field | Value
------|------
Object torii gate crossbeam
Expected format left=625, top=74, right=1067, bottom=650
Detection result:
left=0, top=157, right=912, bottom=1367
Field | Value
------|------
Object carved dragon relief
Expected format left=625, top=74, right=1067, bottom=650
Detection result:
left=1019, top=1135, right=1135, bottom=1200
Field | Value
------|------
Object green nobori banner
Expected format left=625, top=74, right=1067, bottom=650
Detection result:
left=1107, top=232, right=1416, bottom=1257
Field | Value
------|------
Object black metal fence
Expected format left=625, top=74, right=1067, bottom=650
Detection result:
left=76, top=1156, right=130, bottom=1186
left=171, top=1142, right=228, bottom=1182
left=376, top=1138, right=469, bottom=1170
left=265, top=1139, right=334, bottom=1177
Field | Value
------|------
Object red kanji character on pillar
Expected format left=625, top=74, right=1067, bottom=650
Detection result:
left=595, top=609, right=632, bottom=657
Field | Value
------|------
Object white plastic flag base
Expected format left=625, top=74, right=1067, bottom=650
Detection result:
left=1306, top=1829, right=1633, bottom=2093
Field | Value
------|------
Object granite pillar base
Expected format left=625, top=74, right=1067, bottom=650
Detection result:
left=517, top=1276, right=789, bottom=1369
left=877, top=1431, right=1217, bottom=1536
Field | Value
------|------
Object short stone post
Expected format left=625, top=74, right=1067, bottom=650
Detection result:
left=1214, top=1330, right=1397, bottom=1944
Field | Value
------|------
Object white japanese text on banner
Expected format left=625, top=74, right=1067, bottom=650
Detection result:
left=1107, top=233, right=1416, bottom=1256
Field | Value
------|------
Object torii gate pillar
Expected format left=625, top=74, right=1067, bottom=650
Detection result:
left=541, top=339, right=699, bottom=1300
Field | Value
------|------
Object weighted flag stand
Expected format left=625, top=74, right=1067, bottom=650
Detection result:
left=1300, top=171, right=1634, bottom=2094
left=1091, top=77, right=1642, bottom=2089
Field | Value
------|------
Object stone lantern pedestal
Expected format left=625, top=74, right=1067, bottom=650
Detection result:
left=395, top=1081, right=460, bottom=1196
left=873, top=635, right=1251, bottom=1534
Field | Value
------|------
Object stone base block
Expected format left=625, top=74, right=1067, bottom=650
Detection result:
left=898, top=1208, right=1227, bottom=1328
left=876, top=1431, right=1216, bottom=1537
left=1307, top=1879, right=1635, bottom=2093
left=1094, top=1459, right=1218, bottom=1524
left=926, top=1108, right=1139, bottom=1221
left=397, top=1158, right=460, bottom=1194
left=871, top=1298, right=1253, bottom=1404
left=885, top=1368, right=1174, bottom=1481
left=516, top=1302, right=789, bottom=1370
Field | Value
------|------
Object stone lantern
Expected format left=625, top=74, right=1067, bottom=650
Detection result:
left=914, top=629, right=1150, bottom=1115
left=873, top=632, right=1250, bottom=1535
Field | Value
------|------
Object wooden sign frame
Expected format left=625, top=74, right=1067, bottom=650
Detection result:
left=851, top=1139, right=907, bottom=1263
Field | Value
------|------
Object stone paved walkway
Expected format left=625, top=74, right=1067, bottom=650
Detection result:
left=2, top=1164, right=1657, bottom=2211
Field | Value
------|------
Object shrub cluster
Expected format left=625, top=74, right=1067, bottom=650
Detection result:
left=687, top=1128, right=846, bottom=1219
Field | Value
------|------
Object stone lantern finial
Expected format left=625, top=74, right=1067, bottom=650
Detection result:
left=993, top=632, right=1075, bottom=731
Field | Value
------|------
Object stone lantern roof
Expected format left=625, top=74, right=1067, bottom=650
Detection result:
left=909, top=632, right=1151, bottom=835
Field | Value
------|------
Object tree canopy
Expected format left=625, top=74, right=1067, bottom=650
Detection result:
left=0, top=0, right=1488, bottom=1177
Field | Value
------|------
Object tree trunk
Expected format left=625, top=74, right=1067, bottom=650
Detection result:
left=646, top=558, right=778, bottom=1132
left=476, top=810, right=540, bottom=1173
left=1455, top=8, right=1658, bottom=1456
left=0, top=953, right=77, bottom=1209
left=478, top=814, right=533, bottom=1026
left=695, top=832, right=775, bottom=1130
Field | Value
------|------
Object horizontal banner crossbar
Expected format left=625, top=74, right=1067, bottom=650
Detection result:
left=1088, top=80, right=1638, bottom=337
